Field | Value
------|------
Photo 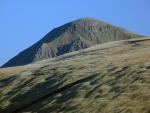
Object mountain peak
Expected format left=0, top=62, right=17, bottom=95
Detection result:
left=2, top=18, right=141, bottom=68
left=69, top=17, right=106, bottom=27
left=72, top=17, right=101, bottom=22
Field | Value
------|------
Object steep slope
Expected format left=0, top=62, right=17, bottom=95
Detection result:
left=0, top=37, right=150, bottom=113
left=2, top=18, right=141, bottom=68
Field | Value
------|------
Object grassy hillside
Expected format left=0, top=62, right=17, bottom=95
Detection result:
left=0, top=37, right=150, bottom=113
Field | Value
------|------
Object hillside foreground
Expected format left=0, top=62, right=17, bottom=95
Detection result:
left=0, top=37, right=150, bottom=113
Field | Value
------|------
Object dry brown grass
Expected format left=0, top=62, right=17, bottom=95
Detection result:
left=0, top=37, right=150, bottom=113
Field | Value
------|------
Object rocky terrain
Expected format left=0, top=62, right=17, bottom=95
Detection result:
left=0, top=37, right=150, bottom=113
left=2, top=18, right=141, bottom=68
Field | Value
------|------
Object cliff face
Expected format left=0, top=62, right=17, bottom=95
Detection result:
left=2, top=18, right=141, bottom=67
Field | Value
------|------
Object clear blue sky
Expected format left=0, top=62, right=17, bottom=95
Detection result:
left=0, top=0, right=150, bottom=66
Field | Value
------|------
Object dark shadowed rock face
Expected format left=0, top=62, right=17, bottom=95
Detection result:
left=2, top=18, right=141, bottom=67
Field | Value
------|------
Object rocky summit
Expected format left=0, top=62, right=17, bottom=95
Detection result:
left=2, top=18, right=141, bottom=68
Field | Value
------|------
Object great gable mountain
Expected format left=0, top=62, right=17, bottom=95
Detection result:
left=2, top=18, right=141, bottom=68
left=0, top=18, right=150, bottom=113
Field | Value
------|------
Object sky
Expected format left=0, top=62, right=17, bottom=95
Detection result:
left=0, top=0, right=150, bottom=66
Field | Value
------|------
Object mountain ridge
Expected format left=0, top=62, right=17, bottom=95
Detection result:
left=2, top=18, right=141, bottom=68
